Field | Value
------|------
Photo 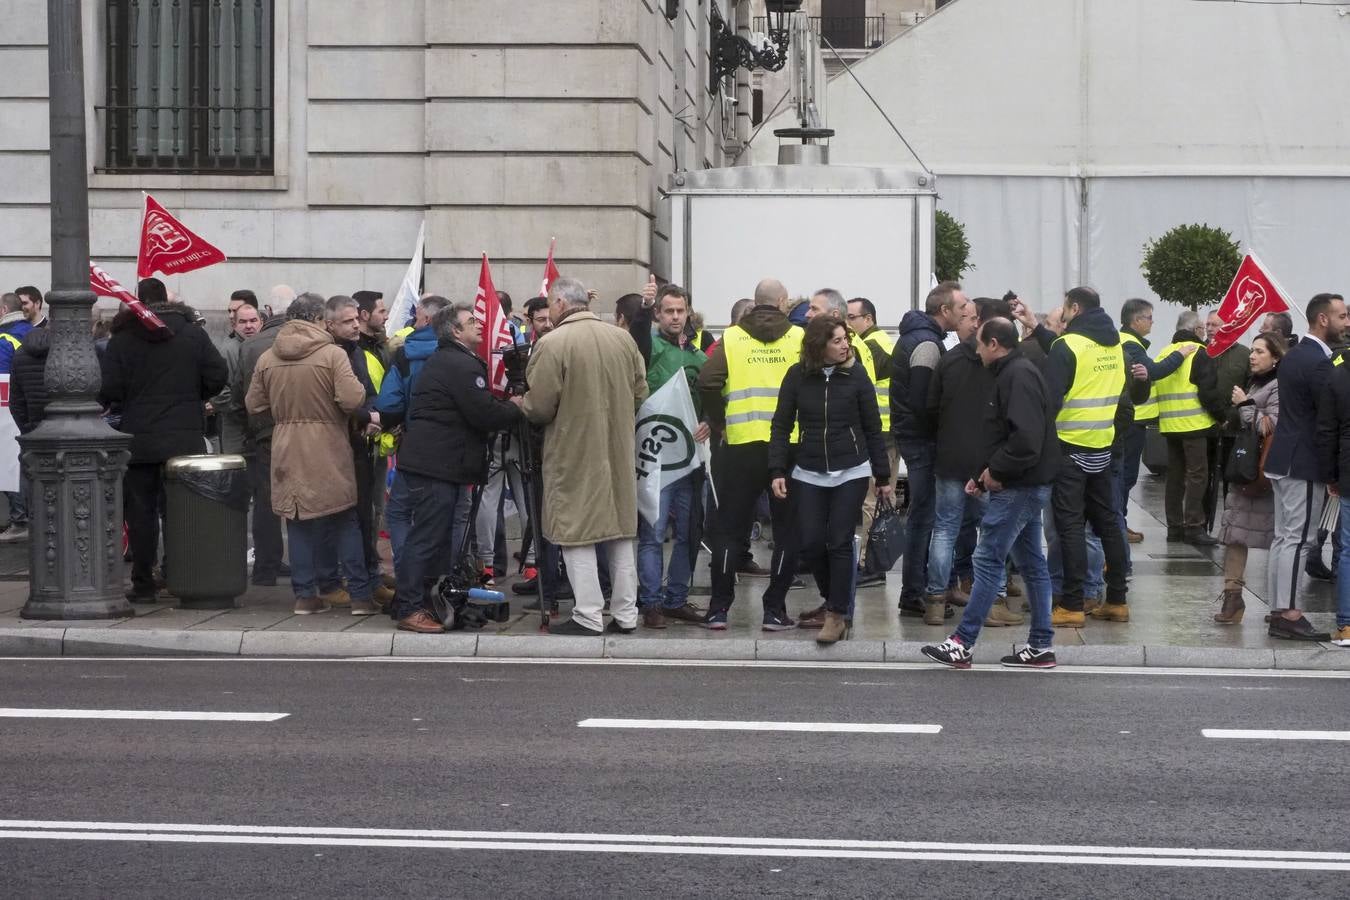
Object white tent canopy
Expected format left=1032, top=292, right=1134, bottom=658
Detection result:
left=754, top=0, right=1350, bottom=341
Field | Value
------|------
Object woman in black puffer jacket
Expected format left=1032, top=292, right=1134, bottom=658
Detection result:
left=769, top=316, right=892, bottom=643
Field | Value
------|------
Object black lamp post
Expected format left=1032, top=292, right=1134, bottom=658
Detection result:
left=20, top=0, right=134, bottom=619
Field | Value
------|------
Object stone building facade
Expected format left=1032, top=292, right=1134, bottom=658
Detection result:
left=0, top=0, right=730, bottom=313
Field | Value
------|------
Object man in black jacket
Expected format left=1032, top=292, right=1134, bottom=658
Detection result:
left=232, top=302, right=289, bottom=585
left=922, top=318, right=1059, bottom=669
left=1265, top=293, right=1345, bottom=640
left=392, top=303, right=524, bottom=633
left=922, top=298, right=1022, bottom=626
left=326, top=295, right=388, bottom=609
left=889, top=280, right=968, bottom=615
left=1314, top=354, right=1350, bottom=647
left=100, top=278, right=228, bottom=602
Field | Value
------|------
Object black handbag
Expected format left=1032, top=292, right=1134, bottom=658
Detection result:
left=1224, top=417, right=1263, bottom=486
left=862, top=498, right=907, bottom=576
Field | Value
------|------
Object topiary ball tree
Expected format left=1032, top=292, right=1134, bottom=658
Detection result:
left=1140, top=223, right=1242, bottom=311
left=935, top=209, right=974, bottom=283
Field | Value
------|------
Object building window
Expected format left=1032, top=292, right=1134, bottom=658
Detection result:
left=102, top=0, right=274, bottom=174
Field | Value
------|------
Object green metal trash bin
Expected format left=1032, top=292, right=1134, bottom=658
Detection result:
left=163, top=454, right=250, bottom=609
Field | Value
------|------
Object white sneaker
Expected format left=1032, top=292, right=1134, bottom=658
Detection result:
left=0, top=525, right=29, bottom=543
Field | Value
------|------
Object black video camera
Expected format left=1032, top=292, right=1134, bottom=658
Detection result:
left=497, top=343, right=532, bottom=396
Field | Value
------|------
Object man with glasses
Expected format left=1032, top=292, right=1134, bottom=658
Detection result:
left=1118, top=298, right=1196, bottom=541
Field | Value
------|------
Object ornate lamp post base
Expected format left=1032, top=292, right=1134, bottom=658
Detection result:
left=18, top=423, right=133, bottom=620
left=18, top=288, right=134, bottom=621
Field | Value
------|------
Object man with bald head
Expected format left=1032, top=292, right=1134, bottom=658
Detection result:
left=754, top=278, right=788, bottom=309
left=698, top=278, right=806, bottom=629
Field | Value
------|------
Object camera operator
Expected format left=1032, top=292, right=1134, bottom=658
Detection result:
left=391, top=303, right=524, bottom=634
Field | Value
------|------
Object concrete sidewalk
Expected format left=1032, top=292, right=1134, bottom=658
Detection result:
left=0, top=477, right=1347, bottom=668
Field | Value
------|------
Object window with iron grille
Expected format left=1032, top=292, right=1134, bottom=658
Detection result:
left=102, top=0, right=275, bottom=174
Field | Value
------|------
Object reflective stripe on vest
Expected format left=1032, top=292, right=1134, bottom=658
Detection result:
left=1119, top=330, right=1158, bottom=422
left=722, top=324, right=803, bottom=444
left=1053, top=332, right=1127, bottom=449
left=0, top=333, right=20, bottom=351
left=1153, top=342, right=1216, bottom=434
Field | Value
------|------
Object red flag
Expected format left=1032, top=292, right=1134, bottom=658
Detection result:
left=136, top=193, right=227, bottom=278
left=1206, top=253, right=1291, bottom=358
left=539, top=237, right=560, bottom=298
left=90, top=262, right=169, bottom=335
left=474, top=254, right=515, bottom=396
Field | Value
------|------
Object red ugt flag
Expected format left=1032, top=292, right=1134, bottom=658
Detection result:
left=474, top=254, right=515, bottom=396
left=1207, top=253, right=1291, bottom=358
left=89, top=262, right=169, bottom=335
left=136, top=193, right=227, bottom=278
left=540, top=237, right=560, bottom=298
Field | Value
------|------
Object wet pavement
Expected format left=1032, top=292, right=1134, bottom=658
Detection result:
left=0, top=473, right=1343, bottom=655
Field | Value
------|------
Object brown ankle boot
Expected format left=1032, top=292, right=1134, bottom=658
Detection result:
left=817, top=612, right=849, bottom=645
left=1214, top=589, right=1245, bottom=625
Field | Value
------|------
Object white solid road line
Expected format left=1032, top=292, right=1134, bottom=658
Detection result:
left=1202, top=728, right=1350, bottom=742
left=0, top=708, right=287, bottom=722
left=577, top=718, right=941, bottom=734
left=1, top=820, right=1347, bottom=871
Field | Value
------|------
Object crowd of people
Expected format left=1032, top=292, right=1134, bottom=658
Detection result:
left=5, top=271, right=1350, bottom=663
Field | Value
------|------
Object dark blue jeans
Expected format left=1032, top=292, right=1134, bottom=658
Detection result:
left=287, top=508, right=371, bottom=602
left=954, top=484, right=1054, bottom=650
left=1119, top=421, right=1147, bottom=528
left=896, top=439, right=936, bottom=603
left=638, top=473, right=695, bottom=610
left=393, top=473, right=471, bottom=620
left=926, top=476, right=986, bottom=596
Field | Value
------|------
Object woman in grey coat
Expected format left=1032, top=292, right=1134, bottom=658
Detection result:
left=1216, top=332, right=1286, bottom=624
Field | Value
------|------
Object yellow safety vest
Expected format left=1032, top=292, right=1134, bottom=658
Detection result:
left=1054, top=333, right=1127, bottom=449
left=1119, top=331, right=1157, bottom=422
left=1153, top=342, right=1216, bottom=434
left=858, top=329, right=894, bottom=432
left=363, top=349, right=386, bottom=394
left=722, top=324, right=803, bottom=444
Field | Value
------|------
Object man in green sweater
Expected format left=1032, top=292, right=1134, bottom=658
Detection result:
left=630, top=281, right=711, bottom=629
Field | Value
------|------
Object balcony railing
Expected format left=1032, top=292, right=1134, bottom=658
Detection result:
left=752, top=15, right=886, bottom=50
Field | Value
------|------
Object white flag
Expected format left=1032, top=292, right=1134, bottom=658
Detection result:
left=0, top=376, right=20, bottom=492
left=635, top=374, right=709, bottom=527
left=386, top=220, right=425, bottom=338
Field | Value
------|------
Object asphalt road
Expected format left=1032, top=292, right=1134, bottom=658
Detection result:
left=1, top=658, right=1347, bottom=898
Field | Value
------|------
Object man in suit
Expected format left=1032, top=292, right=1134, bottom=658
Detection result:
left=1263, top=293, right=1345, bottom=641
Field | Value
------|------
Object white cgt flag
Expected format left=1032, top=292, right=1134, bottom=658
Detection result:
left=635, top=374, right=709, bottom=527
left=386, top=220, right=425, bottom=338
left=0, top=376, right=19, bottom=492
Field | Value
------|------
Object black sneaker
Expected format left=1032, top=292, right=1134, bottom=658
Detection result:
left=549, top=617, right=602, bottom=637
left=512, top=577, right=539, bottom=595
left=1306, top=556, right=1335, bottom=582
left=1268, top=615, right=1331, bottom=642
left=604, top=618, right=636, bottom=635
left=762, top=610, right=797, bottom=632
left=856, top=569, right=886, bottom=588
left=1001, top=646, right=1057, bottom=669
left=899, top=598, right=928, bottom=618
left=921, top=636, right=973, bottom=669
left=737, top=560, right=769, bottom=577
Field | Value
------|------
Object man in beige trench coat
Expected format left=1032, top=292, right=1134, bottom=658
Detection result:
left=523, top=276, right=649, bottom=635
